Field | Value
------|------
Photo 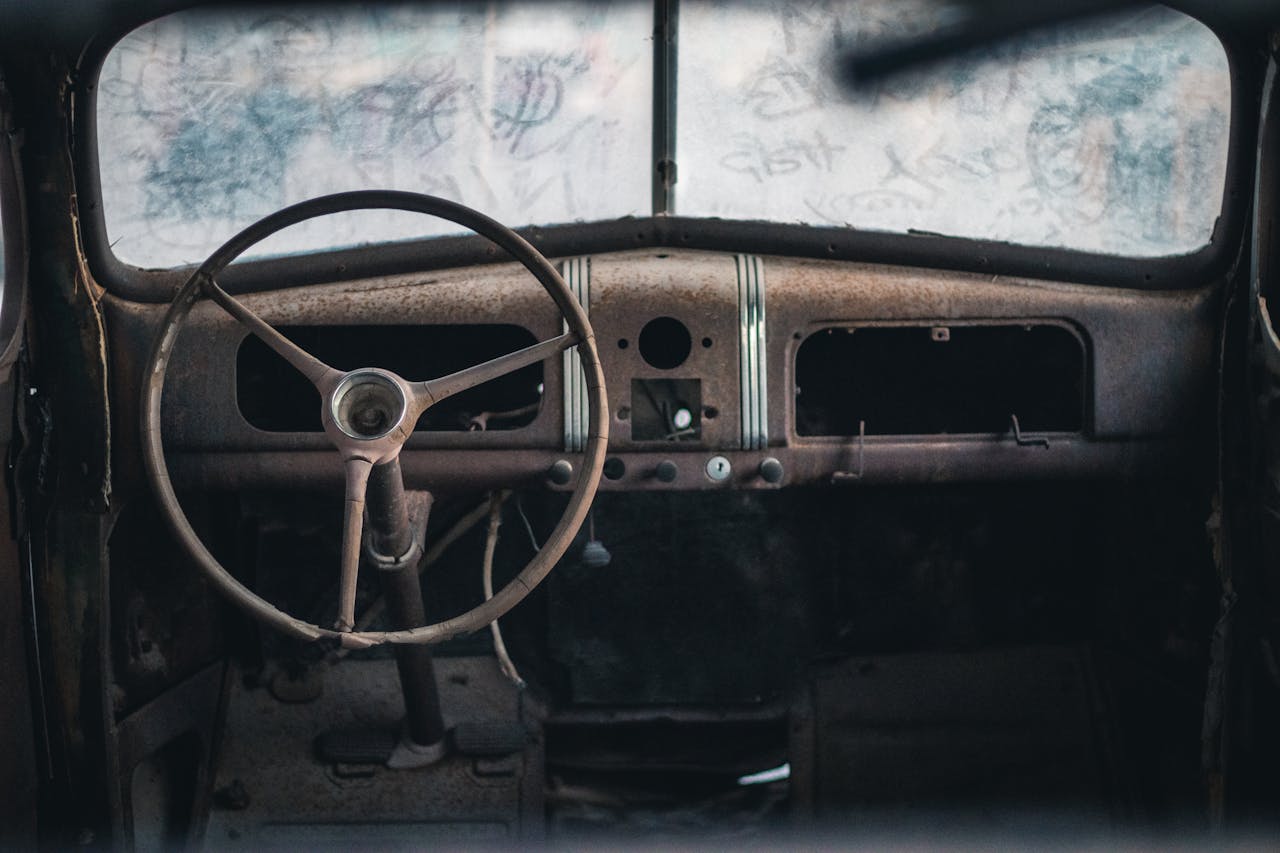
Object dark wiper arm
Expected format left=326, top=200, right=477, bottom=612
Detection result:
left=838, top=0, right=1145, bottom=86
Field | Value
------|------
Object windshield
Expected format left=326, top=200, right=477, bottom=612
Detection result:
left=94, top=1, right=1231, bottom=270
left=95, top=2, right=653, bottom=268
left=678, top=3, right=1230, bottom=258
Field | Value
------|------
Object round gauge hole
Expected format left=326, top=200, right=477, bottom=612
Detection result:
left=638, top=316, right=692, bottom=370
left=603, top=457, right=626, bottom=480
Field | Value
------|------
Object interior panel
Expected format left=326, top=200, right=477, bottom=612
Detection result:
left=101, top=250, right=1217, bottom=492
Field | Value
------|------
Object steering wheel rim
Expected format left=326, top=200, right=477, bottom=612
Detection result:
left=141, top=190, right=608, bottom=649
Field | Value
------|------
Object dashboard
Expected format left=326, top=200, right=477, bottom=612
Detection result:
left=102, top=249, right=1218, bottom=495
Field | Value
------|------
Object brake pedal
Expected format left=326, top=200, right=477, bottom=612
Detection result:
left=451, top=721, right=528, bottom=757
left=314, top=727, right=398, bottom=765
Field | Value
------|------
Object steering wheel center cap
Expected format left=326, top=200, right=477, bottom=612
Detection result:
left=330, top=369, right=409, bottom=440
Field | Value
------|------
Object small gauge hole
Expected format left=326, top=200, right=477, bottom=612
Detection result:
left=638, top=316, right=692, bottom=370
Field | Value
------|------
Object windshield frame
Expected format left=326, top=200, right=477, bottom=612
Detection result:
left=75, top=1, right=1253, bottom=302
left=0, top=72, right=25, bottom=356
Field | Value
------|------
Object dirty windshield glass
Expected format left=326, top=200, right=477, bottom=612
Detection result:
left=95, top=2, right=652, bottom=268
left=96, top=1, right=1231, bottom=269
left=678, top=2, right=1230, bottom=258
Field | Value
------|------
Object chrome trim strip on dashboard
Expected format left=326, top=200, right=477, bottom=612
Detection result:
left=736, top=254, right=768, bottom=450
left=562, top=257, right=590, bottom=452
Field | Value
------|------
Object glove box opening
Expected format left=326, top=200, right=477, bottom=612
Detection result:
left=794, top=323, right=1086, bottom=437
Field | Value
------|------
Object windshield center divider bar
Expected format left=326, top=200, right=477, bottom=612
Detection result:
left=652, top=0, right=679, bottom=216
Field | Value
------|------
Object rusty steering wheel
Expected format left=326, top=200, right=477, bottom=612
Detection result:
left=141, top=191, right=607, bottom=649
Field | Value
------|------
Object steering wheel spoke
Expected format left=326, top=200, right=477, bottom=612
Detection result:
left=415, top=330, right=579, bottom=409
left=336, top=455, right=375, bottom=632
left=202, top=274, right=341, bottom=391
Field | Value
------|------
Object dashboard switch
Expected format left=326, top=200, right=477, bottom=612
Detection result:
left=547, top=459, right=573, bottom=486
left=655, top=460, right=679, bottom=483
left=603, top=457, right=626, bottom=481
left=705, top=456, right=732, bottom=482
left=759, top=457, right=784, bottom=484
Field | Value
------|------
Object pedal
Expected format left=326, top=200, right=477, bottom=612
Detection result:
left=451, top=721, right=528, bottom=757
left=314, top=727, right=398, bottom=765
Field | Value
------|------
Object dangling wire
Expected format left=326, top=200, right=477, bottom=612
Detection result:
left=483, top=490, right=525, bottom=689
left=514, top=493, right=542, bottom=553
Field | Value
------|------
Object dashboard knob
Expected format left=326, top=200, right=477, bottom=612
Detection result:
left=759, top=457, right=784, bottom=484
left=547, top=459, right=573, bottom=485
left=655, top=460, right=678, bottom=483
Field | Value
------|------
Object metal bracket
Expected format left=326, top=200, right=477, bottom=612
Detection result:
left=1009, top=414, right=1050, bottom=449
left=363, top=490, right=432, bottom=572
left=831, top=420, right=867, bottom=483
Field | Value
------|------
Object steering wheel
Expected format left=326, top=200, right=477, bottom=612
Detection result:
left=141, top=191, right=608, bottom=649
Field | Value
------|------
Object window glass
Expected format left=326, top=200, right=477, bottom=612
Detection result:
left=97, top=1, right=1233, bottom=269
left=96, top=2, right=652, bottom=268
left=677, top=2, right=1231, bottom=257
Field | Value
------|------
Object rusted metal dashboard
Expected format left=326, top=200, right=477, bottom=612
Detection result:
left=103, top=250, right=1217, bottom=494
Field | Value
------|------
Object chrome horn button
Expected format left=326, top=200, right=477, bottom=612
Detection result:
left=329, top=369, right=409, bottom=441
